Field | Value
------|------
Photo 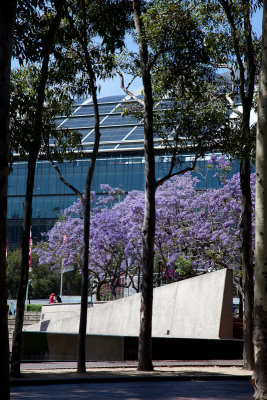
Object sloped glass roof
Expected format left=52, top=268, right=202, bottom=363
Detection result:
left=55, top=91, right=169, bottom=153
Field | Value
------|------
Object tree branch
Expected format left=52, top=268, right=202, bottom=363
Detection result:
left=217, top=63, right=243, bottom=117
left=45, top=140, right=83, bottom=202
left=116, top=68, right=144, bottom=106
left=219, top=0, right=246, bottom=105
left=155, top=153, right=199, bottom=188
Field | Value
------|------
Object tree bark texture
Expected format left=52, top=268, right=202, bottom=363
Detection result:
left=0, top=2, right=17, bottom=398
left=253, top=1, right=267, bottom=397
left=239, top=0, right=255, bottom=370
left=219, top=0, right=256, bottom=370
left=77, top=18, right=101, bottom=372
left=11, top=147, right=40, bottom=377
left=238, top=0, right=255, bottom=370
left=132, top=0, right=155, bottom=372
left=240, top=157, right=254, bottom=370
left=11, top=0, right=63, bottom=377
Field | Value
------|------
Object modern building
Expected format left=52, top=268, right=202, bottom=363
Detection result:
left=7, top=90, right=240, bottom=249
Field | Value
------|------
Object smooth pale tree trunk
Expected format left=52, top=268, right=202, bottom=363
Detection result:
left=239, top=1, right=255, bottom=370
left=253, top=1, right=267, bottom=397
left=0, top=3, right=17, bottom=399
left=11, top=0, right=63, bottom=377
left=132, top=0, right=155, bottom=372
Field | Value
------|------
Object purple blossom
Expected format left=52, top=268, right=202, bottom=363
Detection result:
left=35, top=162, right=255, bottom=289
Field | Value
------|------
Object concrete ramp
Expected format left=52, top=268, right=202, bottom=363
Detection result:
left=24, top=268, right=233, bottom=339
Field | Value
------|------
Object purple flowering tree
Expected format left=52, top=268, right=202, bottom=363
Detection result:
left=154, top=166, right=255, bottom=290
left=156, top=160, right=255, bottom=288
left=37, top=160, right=255, bottom=307
left=35, top=186, right=139, bottom=300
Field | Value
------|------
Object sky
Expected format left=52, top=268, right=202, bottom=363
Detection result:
left=11, top=5, right=263, bottom=99
left=97, top=6, right=264, bottom=97
left=97, top=69, right=142, bottom=99
left=252, top=6, right=263, bottom=36
left=96, top=34, right=141, bottom=98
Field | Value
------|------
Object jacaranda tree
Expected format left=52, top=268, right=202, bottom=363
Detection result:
left=36, top=159, right=255, bottom=305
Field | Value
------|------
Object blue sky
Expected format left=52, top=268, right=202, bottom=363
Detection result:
left=252, top=6, right=263, bottom=35
left=98, top=7, right=264, bottom=97
left=11, top=5, right=263, bottom=98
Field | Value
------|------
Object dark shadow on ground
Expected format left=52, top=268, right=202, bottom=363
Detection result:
left=10, top=380, right=254, bottom=400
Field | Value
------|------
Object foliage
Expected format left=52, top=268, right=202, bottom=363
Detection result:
left=59, top=0, right=133, bottom=93
left=118, top=0, right=234, bottom=173
left=99, top=283, right=124, bottom=301
left=13, top=0, right=66, bottom=64
left=35, top=158, right=255, bottom=297
left=197, top=0, right=262, bottom=159
left=199, top=0, right=260, bottom=370
left=6, top=249, right=22, bottom=299
left=10, top=0, right=133, bottom=377
left=6, top=248, right=82, bottom=299
left=25, top=304, right=42, bottom=312
left=9, top=63, right=83, bottom=167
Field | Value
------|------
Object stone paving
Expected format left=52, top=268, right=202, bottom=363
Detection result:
left=20, top=360, right=245, bottom=370
left=10, top=360, right=252, bottom=384
left=10, top=360, right=254, bottom=400
left=10, top=380, right=254, bottom=400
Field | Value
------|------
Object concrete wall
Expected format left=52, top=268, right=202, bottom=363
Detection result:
left=21, top=332, right=243, bottom=361
left=24, top=269, right=233, bottom=340
left=21, top=332, right=124, bottom=361
left=40, top=301, right=105, bottom=323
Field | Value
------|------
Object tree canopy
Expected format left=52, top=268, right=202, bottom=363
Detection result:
left=35, top=158, right=255, bottom=299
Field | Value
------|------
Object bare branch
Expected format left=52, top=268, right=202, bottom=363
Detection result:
left=219, top=0, right=246, bottom=104
left=217, top=63, right=243, bottom=117
left=155, top=153, right=199, bottom=188
left=126, top=74, right=138, bottom=91
left=116, top=68, right=144, bottom=106
left=45, top=142, right=83, bottom=202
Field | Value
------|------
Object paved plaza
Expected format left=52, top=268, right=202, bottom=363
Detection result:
left=10, top=380, right=254, bottom=400
left=9, top=360, right=254, bottom=400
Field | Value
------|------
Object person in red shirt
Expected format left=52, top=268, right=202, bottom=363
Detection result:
left=49, top=293, right=55, bottom=304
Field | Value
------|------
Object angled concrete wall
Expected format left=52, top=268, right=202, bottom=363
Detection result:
left=25, top=268, right=233, bottom=339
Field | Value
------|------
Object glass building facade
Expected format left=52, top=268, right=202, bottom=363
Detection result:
left=7, top=93, right=240, bottom=249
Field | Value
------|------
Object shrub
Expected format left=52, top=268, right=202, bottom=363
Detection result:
left=26, top=304, right=42, bottom=312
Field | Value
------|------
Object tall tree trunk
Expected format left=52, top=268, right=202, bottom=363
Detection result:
left=0, top=2, right=17, bottom=399
left=11, top=147, right=40, bottom=377
left=219, top=0, right=256, bottom=370
left=11, top=0, right=63, bottom=377
left=240, top=0, right=256, bottom=370
left=77, top=176, right=90, bottom=373
left=77, top=41, right=100, bottom=373
left=240, top=157, right=254, bottom=370
left=253, top=1, right=267, bottom=397
left=132, top=0, right=155, bottom=372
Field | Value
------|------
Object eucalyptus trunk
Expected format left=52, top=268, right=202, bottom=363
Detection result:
left=11, top=147, right=40, bottom=377
left=77, top=44, right=100, bottom=373
left=11, top=0, right=63, bottom=377
left=253, top=1, right=267, bottom=397
left=0, top=2, right=17, bottom=398
left=219, top=0, right=256, bottom=370
left=239, top=0, right=256, bottom=370
left=132, top=0, right=155, bottom=372
left=240, top=157, right=254, bottom=370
